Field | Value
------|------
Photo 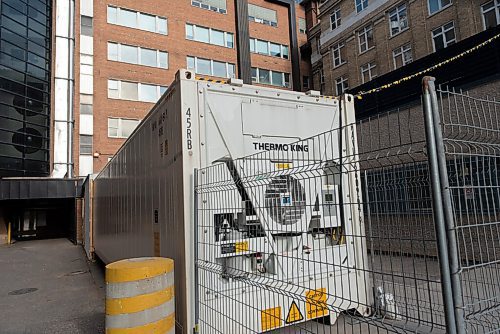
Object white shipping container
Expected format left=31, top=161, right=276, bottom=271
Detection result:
left=93, top=70, right=371, bottom=332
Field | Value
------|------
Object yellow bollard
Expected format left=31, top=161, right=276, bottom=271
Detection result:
left=105, top=257, right=175, bottom=334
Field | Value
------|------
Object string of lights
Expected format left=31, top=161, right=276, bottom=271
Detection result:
left=354, top=32, right=500, bottom=99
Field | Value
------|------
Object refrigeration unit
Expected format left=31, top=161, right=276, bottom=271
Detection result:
left=93, top=70, right=371, bottom=333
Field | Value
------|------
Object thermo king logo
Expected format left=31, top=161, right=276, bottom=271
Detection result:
left=253, top=142, right=309, bottom=152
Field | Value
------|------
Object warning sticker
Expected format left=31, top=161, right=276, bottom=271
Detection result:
left=286, top=301, right=304, bottom=324
left=261, top=306, right=281, bottom=331
left=305, top=288, right=328, bottom=320
left=235, top=241, right=249, bottom=253
left=220, top=241, right=249, bottom=255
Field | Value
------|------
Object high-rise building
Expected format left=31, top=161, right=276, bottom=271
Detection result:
left=75, top=0, right=310, bottom=175
left=303, top=0, right=499, bottom=95
left=0, top=0, right=52, bottom=177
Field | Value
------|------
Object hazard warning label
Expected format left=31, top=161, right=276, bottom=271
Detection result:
left=261, top=306, right=281, bottom=331
left=305, top=288, right=328, bottom=319
left=285, top=301, right=304, bottom=324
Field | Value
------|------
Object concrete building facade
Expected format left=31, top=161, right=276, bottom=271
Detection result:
left=75, top=0, right=310, bottom=175
left=304, top=0, right=499, bottom=95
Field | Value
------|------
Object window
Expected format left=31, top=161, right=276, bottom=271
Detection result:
left=428, top=0, right=451, bottom=14
left=248, top=4, right=277, bottom=27
left=393, top=44, right=412, bottom=69
left=330, top=8, right=341, bottom=30
left=80, top=135, right=93, bottom=155
left=316, top=37, right=321, bottom=53
left=107, top=6, right=167, bottom=35
left=185, top=24, right=234, bottom=48
left=481, top=1, right=500, bottom=30
left=356, top=0, right=369, bottom=12
left=249, top=38, right=289, bottom=59
left=389, top=4, right=408, bottom=36
left=358, top=25, right=374, bottom=53
left=191, top=0, right=227, bottom=14
left=80, top=104, right=93, bottom=115
left=81, top=16, right=93, bottom=36
left=319, top=68, right=325, bottom=92
left=298, top=18, right=307, bottom=33
left=108, top=118, right=140, bottom=138
left=432, top=21, right=456, bottom=50
left=251, top=68, right=290, bottom=88
left=303, top=76, right=310, bottom=89
left=335, top=76, right=349, bottom=95
left=256, top=39, right=269, bottom=54
left=107, top=79, right=167, bottom=102
left=332, top=42, right=346, bottom=67
left=360, top=62, right=377, bottom=83
left=186, top=56, right=236, bottom=78
left=107, top=42, right=168, bottom=69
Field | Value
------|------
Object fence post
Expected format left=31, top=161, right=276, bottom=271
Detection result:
left=193, top=168, right=200, bottom=333
left=427, top=78, right=466, bottom=334
left=422, top=76, right=457, bottom=334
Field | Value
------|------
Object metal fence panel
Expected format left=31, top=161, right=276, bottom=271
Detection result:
left=193, top=81, right=500, bottom=333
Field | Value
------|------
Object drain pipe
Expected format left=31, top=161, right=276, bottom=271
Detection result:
left=67, top=0, right=75, bottom=178
left=53, top=0, right=75, bottom=178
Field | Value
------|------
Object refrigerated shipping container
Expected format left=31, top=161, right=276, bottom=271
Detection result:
left=93, top=70, right=371, bottom=333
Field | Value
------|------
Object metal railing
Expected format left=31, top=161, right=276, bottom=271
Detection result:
left=193, top=77, right=500, bottom=333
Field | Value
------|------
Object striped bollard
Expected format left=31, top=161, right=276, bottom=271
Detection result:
left=105, top=257, right=175, bottom=334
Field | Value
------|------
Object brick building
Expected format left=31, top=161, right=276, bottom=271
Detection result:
left=75, top=0, right=311, bottom=176
left=303, top=0, right=500, bottom=95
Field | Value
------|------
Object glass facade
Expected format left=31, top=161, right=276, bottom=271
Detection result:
left=0, top=0, right=52, bottom=176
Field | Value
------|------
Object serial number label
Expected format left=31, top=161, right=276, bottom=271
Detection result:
left=186, top=108, right=192, bottom=150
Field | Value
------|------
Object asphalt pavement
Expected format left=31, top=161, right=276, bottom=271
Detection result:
left=0, top=239, right=105, bottom=334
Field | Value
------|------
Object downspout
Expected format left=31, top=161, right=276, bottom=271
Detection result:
left=67, top=0, right=75, bottom=178
left=52, top=0, right=75, bottom=178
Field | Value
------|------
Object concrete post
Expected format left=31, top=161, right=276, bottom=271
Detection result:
left=105, top=257, right=175, bottom=333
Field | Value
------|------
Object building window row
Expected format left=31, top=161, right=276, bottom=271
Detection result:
left=107, top=42, right=168, bottom=69
left=187, top=56, right=236, bottom=78
left=482, top=0, right=500, bottom=29
left=186, top=23, right=234, bottom=48
left=248, top=4, right=277, bottom=27
left=389, top=4, right=408, bottom=36
left=107, top=6, right=167, bottom=35
left=432, top=21, right=456, bottom=51
left=108, top=79, right=167, bottom=103
left=191, top=0, right=227, bottom=14
left=108, top=117, right=140, bottom=138
left=250, top=38, right=289, bottom=59
left=251, top=68, right=290, bottom=88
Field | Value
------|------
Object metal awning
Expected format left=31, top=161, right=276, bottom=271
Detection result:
left=0, top=178, right=83, bottom=200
